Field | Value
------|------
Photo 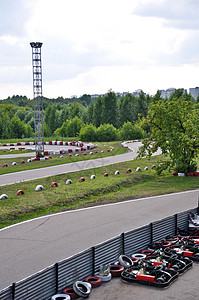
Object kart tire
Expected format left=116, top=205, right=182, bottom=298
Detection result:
left=84, top=276, right=102, bottom=287
left=62, top=287, right=79, bottom=299
left=140, top=250, right=153, bottom=255
left=94, top=272, right=112, bottom=282
left=51, top=294, right=71, bottom=300
left=131, top=253, right=146, bottom=260
left=73, top=281, right=91, bottom=298
left=110, top=264, right=124, bottom=277
left=118, top=255, right=133, bottom=268
left=172, top=264, right=179, bottom=271
left=156, top=277, right=165, bottom=284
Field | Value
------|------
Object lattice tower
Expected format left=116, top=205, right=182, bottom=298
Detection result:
left=30, top=42, right=44, bottom=157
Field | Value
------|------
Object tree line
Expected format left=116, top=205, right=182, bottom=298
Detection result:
left=0, top=89, right=196, bottom=141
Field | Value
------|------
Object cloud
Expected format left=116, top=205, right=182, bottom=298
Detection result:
left=0, top=0, right=33, bottom=36
left=134, top=0, right=199, bottom=30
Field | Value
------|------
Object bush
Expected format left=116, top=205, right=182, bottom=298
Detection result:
left=96, top=124, right=117, bottom=142
left=119, top=122, right=144, bottom=140
left=79, top=124, right=97, bottom=142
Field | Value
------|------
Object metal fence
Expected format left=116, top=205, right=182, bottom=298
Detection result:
left=1, top=206, right=198, bottom=300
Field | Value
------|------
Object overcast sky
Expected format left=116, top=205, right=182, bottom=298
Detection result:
left=0, top=0, right=199, bottom=99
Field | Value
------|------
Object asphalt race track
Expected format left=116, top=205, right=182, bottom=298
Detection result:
left=0, top=142, right=198, bottom=299
left=0, top=142, right=144, bottom=186
left=0, top=190, right=198, bottom=290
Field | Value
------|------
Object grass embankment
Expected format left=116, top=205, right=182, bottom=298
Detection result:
left=0, top=142, right=126, bottom=175
left=1, top=153, right=199, bottom=229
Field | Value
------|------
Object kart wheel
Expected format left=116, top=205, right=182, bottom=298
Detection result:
left=172, top=264, right=179, bottom=271
left=167, top=268, right=176, bottom=276
left=156, top=277, right=165, bottom=284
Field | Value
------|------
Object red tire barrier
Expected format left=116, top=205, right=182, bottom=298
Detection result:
left=107, top=149, right=110, bottom=152
left=151, top=165, right=156, bottom=169
left=20, top=160, right=25, bottom=164
left=17, top=142, right=21, bottom=145
left=110, top=265, right=124, bottom=277
left=62, top=287, right=79, bottom=299
left=3, top=163, right=8, bottom=167
left=103, top=173, right=108, bottom=177
left=172, top=172, right=178, bottom=176
left=161, top=241, right=171, bottom=249
left=79, top=177, right=85, bottom=182
left=82, top=153, right=86, bottom=155
left=186, top=173, right=194, bottom=176
left=140, top=250, right=153, bottom=255
left=126, top=168, right=132, bottom=173
left=68, top=149, right=72, bottom=153
left=51, top=182, right=58, bottom=187
left=84, top=276, right=102, bottom=287
left=17, top=190, right=24, bottom=196
left=193, top=172, right=199, bottom=176
left=68, top=154, right=72, bottom=157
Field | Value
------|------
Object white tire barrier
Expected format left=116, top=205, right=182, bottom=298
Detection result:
left=115, top=170, right=120, bottom=175
left=73, top=281, right=91, bottom=298
left=94, top=272, right=112, bottom=282
left=118, top=255, right=133, bottom=268
left=0, top=194, right=8, bottom=200
left=27, top=159, right=31, bottom=163
left=101, top=150, right=104, bottom=153
left=75, top=153, right=79, bottom=156
left=51, top=294, right=70, bottom=300
left=90, top=175, right=96, bottom=180
left=89, top=151, right=93, bottom=155
left=144, top=167, right=148, bottom=171
left=35, top=185, right=44, bottom=191
left=12, top=162, right=17, bottom=165
left=136, top=167, right=141, bottom=172
left=66, top=179, right=72, bottom=185
left=178, top=173, right=185, bottom=177
left=60, top=155, right=64, bottom=158
left=131, top=253, right=146, bottom=260
left=40, top=157, right=45, bottom=161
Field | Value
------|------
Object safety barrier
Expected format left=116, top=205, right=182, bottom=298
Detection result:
left=0, top=206, right=198, bottom=300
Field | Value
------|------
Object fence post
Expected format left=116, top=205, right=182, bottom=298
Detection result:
left=198, top=196, right=199, bottom=215
left=150, top=223, right=153, bottom=243
left=12, top=283, right=16, bottom=300
left=55, top=263, right=59, bottom=294
left=121, top=232, right=125, bottom=254
left=92, top=246, right=95, bottom=276
left=175, top=214, right=178, bottom=235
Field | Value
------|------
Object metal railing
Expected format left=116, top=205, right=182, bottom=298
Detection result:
left=1, top=206, right=198, bottom=300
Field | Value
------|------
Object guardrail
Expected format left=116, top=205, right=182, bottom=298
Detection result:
left=1, top=206, right=198, bottom=300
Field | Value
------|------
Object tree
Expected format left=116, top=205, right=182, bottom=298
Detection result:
left=93, top=96, right=103, bottom=127
left=119, top=93, right=137, bottom=126
left=138, top=97, right=199, bottom=174
left=101, top=90, right=119, bottom=127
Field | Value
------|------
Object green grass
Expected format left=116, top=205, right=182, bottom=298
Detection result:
left=0, top=141, right=127, bottom=175
left=1, top=154, right=199, bottom=229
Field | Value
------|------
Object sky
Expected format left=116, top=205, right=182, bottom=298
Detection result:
left=0, top=0, right=199, bottom=99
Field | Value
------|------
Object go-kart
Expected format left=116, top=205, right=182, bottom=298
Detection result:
left=121, top=260, right=178, bottom=288
left=164, top=244, right=199, bottom=262
left=140, top=248, right=192, bottom=274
